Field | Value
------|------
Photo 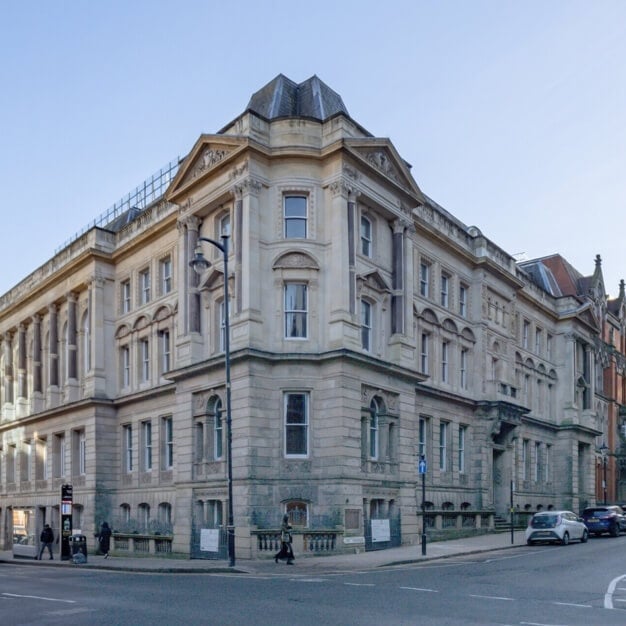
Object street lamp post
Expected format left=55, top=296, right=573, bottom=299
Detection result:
left=600, top=443, right=609, bottom=505
left=190, top=235, right=235, bottom=567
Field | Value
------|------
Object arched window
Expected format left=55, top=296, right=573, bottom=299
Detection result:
left=369, top=398, right=380, bottom=460
left=119, top=503, right=131, bottom=523
left=158, top=502, right=172, bottom=529
left=285, top=501, right=308, bottom=527
left=207, top=395, right=223, bottom=461
left=138, top=503, right=150, bottom=532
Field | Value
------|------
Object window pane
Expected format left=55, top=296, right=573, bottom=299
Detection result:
left=284, top=196, right=307, bottom=238
left=285, top=394, right=307, bottom=455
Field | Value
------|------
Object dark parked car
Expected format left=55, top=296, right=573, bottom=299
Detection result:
left=581, top=506, right=626, bottom=537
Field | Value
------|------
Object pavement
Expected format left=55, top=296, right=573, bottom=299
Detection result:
left=0, top=530, right=528, bottom=575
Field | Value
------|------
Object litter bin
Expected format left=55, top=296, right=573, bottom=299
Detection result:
left=70, top=534, right=87, bottom=563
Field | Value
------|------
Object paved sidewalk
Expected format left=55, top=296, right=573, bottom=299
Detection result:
left=0, top=531, right=527, bottom=575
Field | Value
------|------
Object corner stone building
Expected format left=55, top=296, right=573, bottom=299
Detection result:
left=0, top=75, right=605, bottom=558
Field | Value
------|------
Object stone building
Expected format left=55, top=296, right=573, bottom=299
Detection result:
left=0, top=74, right=613, bottom=558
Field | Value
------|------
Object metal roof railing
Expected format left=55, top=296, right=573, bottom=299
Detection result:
left=55, top=157, right=181, bottom=254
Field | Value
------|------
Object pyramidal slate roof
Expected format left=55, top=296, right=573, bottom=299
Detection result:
left=245, top=74, right=350, bottom=122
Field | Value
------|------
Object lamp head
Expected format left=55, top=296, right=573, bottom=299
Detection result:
left=189, top=246, right=211, bottom=274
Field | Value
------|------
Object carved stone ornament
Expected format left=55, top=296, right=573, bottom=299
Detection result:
left=273, top=252, right=320, bottom=271
left=192, top=147, right=231, bottom=179
left=365, top=150, right=403, bottom=185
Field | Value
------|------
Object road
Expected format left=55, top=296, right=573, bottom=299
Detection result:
left=2, top=535, right=626, bottom=625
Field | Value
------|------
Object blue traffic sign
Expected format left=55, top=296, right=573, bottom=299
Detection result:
left=418, top=458, right=427, bottom=474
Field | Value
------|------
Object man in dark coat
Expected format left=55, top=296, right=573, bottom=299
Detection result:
left=38, top=524, right=54, bottom=560
left=274, top=514, right=295, bottom=565
left=98, top=521, right=112, bottom=558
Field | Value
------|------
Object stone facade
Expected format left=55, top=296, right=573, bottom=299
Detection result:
left=0, top=75, right=621, bottom=558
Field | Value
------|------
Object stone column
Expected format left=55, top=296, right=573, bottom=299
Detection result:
left=3, top=331, right=13, bottom=405
left=31, top=314, right=44, bottom=413
left=67, top=293, right=78, bottom=380
left=391, top=219, right=406, bottom=335
left=17, top=323, right=27, bottom=399
left=47, top=304, right=61, bottom=408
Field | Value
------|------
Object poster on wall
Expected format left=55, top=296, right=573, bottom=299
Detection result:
left=200, top=528, right=220, bottom=552
left=371, top=519, right=391, bottom=543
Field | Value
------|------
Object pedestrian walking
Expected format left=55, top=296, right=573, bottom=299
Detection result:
left=98, top=521, right=112, bottom=558
left=274, top=514, right=295, bottom=565
left=38, top=524, right=54, bottom=560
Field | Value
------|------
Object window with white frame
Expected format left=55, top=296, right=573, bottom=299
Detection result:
left=369, top=398, right=380, bottom=460
left=284, top=283, right=307, bottom=339
left=139, top=268, right=151, bottom=305
left=545, top=444, right=551, bottom=482
left=121, top=279, right=131, bottom=314
left=419, top=262, right=430, bottom=297
left=141, top=420, right=152, bottom=471
left=213, top=398, right=223, bottom=460
left=360, top=215, right=372, bottom=257
left=284, top=195, right=307, bottom=238
left=439, top=422, right=448, bottom=471
left=420, top=333, right=429, bottom=374
left=459, top=284, right=467, bottom=317
left=123, top=424, right=133, bottom=473
left=219, top=213, right=231, bottom=254
left=139, top=338, right=150, bottom=382
left=459, top=425, right=467, bottom=474
left=284, top=392, right=308, bottom=457
left=418, top=416, right=429, bottom=459
left=159, top=329, right=170, bottom=374
left=361, top=300, right=372, bottom=351
left=159, top=256, right=172, bottom=295
left=460, top=348, right=468, bottom=389
left=440, top=273, right=449, bottom=308
left=522, top=439, right=530, bottom=481
left=162, top=416, right=174, bottom=469
left=73, top=429, right=86, bottom=476
left=441, top=341, right=449, bottom=383
left=120, top=345, right=130, bottom=388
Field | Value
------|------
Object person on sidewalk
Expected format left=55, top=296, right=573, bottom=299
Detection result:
left=274, top=514, right=295, bottom=565
left=38, top=524, right=54, bottom=560
left=98, top=521, right=112, bottom=559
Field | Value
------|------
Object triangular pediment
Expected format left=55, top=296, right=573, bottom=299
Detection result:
left=357, top=269, right=391, bottom=293
left=166, top=134, right=247, bottom=202
left=345, top=139, right=425, bottom=202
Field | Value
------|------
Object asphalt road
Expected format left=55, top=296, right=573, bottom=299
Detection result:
left=3, top=535, right=626, bottom=625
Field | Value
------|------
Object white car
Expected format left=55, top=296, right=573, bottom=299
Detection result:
left=525, top=510, right=589, bottom=545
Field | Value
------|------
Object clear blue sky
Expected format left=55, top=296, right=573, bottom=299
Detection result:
left=1, top=1, right=625, bottom=297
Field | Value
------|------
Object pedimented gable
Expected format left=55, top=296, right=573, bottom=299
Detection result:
left=357, top=270, right=391, bottom=294
left=345, top=139, right=425, bottom=201
left=166, top=134, right=247, bottom=202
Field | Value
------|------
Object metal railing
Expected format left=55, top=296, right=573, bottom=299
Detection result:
left=54, top=157, right=181, bottom=254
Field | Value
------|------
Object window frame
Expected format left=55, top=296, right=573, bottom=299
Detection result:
left=361, top=299, right=372, bottom=352
left=160, top=256, right=172, bottom=295
left=439, top=422, right=448, bottom=471
left=284, top=392, right=309, bottom=458
left=139, top=268, right=151, bottom=305
left=162, top=416, right=174, bottom=469
left=459, top=425, right=467, bottom=474
left=284, top=283, right=308, bottom=339
left=440, top=273, right=449, bottom=308
left=284, top=195, right=308, bottom=239
left=123, top=424, right=133, bottom=473
left=121, top=279, right=131, bottom=314
left=360, top=215, right=372, bottom=257
left=419, top=262, right=430, bottom=298
left=142, top=420, right=153, bottom=471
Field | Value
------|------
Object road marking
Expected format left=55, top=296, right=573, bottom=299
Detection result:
left=520, top=622, right=570, bottom=626
left=468, top=594, right=513, bottom=601
left=400, top=586, right=438, bottom=592
left=605, top=573, right=626, bottom=609
left=2, top=593, right=76, bottom=604
left=344, top=582, right=375, bottom=587
left=552, top=601, right=591, bottom=608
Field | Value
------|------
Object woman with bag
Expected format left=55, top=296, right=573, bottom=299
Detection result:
left=274, top=514, right=294, bottom=565
left=98, top=521, right=112, bottom=559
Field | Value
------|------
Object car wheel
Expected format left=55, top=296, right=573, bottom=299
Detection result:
left=610, top=523, right=619, bottom=538
left=561, top=532, right=570, bottom=545
left=581, top=530, right=588, bottom=543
